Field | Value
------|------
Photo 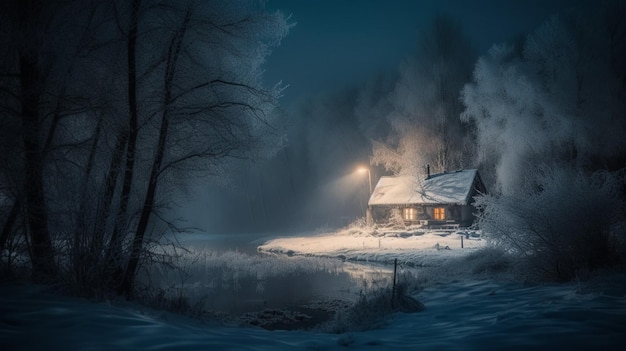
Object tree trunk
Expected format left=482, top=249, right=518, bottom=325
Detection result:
left=100, top=130, right=127, bottom=261
left=71, top=115, right=103, bottom=281
left=118, top=116, right=168, bottom=295
left=18, top=0, right=57, bottom=280
left=108, top=0, right=141, bottom=283
left=118, top=7, right=191, bottom=296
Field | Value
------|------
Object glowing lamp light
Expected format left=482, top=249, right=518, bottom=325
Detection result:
left=356, top=166, right=372, bottom=194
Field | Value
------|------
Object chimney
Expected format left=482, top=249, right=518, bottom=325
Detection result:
left=426, top=164, right=430, bottom=179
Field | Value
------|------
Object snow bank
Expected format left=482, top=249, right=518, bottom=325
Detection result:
left=2, top=276, right=625, bottom=350
left=258, top=228, right=486, bottom=267
left=4, top=230, right=623, bottom=349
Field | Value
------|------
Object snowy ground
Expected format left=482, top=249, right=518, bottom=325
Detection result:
left=258, top=226, right=486, bottom=266
left=2, top=276, right=625, bottom=350
left=2, top=228, right=625, bottom=350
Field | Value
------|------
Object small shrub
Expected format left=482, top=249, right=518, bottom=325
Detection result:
left=476, top=168, right=625, bottom=282
left=339, top=217, right=377, bottom=236
left=388, top=208, right=406, bottom=229
left=348, top=217, right=367, bottom=229
left=0, top=227, right=30, bottom=281
left=133, top=284, right=209, bottom=319
left=324, top=287, right=394, bottom=333
left=464, top=246, right=512, bottom=275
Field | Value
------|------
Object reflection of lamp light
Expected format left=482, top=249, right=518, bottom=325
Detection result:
left=357, top=166, right=373, bottom=226
left=357, top=167, right=372, bottom=194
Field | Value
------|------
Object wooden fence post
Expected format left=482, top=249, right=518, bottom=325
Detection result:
left=391, top=258, right=398, bottom=309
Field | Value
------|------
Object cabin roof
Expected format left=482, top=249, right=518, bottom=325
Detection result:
left=368, top=169, right=482, bottom=206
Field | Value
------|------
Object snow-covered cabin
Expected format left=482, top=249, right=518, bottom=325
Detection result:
left=367, top=169, right=487, bottom=228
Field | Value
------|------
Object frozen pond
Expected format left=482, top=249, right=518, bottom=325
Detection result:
left=152, top=232, right=395, bottom=315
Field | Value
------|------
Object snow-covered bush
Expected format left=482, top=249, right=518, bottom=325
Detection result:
left=388, top=208, right=406, bottom=229
left=348, top=216, right=368, bottom=228
left=463, top=246, right=512, bottom=276
left=476, top=168, right=625, bottom=281
left=335, top=217, right=377, bottom=236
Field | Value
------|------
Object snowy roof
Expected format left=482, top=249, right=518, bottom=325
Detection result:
left=368, top=169, right=481, bottom=206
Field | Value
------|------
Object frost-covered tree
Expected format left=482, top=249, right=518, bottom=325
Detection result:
left=462, top=1, right=626, bottom=281
left=474, top=168, right=624, bottom=281
left=462, top=2, right=626, bottom=194
left=371, top=16, right=477, bottom=177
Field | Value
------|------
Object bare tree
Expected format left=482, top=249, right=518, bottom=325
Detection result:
left=116, top=1, right=289, bottom=295
left=0, top=0, right=290, bottom=295
left=103, top=0, right=142, bottom=285
left=117, top=1, right=189, bottom=295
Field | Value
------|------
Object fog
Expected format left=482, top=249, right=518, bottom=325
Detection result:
left=178, top=0, right=602, bottom=234
left=174, top=84, right=370, bottom=232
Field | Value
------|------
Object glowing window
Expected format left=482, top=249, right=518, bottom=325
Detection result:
left=434, top=207, right=445, bottom=220
left=403, top=208, right=417, bottom=221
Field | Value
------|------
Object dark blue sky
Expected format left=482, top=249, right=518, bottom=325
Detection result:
left=265, top=0, right=593, bottom=101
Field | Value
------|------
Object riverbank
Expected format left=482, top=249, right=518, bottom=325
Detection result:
left=258, top=226, right=486, bottom=266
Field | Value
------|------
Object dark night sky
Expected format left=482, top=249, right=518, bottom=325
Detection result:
left=264, top=0, right=594, bottom=101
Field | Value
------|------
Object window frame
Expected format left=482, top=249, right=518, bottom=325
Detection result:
left=402, top=207, right=417, bottom=221
left=433, top=207, right=445, bottom=220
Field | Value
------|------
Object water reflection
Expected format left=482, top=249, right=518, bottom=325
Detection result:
left=148, top=232, right=396, bottom=314
left=201, top=271, right=358, bottom=314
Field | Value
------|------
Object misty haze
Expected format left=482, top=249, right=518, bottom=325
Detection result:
left=1, top=0, right=625, bottom=350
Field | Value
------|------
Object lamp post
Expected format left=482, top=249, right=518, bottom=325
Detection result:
left=357, top=167, right=372, bottom=194
left=357, top=166, right=373, bottom=226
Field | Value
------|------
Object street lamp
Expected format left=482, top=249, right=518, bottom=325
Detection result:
left=357, top=166, right=373, bottom=226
